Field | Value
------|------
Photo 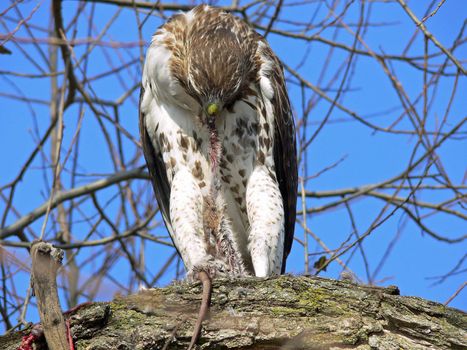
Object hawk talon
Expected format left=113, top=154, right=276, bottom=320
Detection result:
left=187, top=258, right=230, bottom=282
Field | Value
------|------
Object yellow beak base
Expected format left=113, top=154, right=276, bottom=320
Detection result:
left=207, top=102, right=219, bottom=116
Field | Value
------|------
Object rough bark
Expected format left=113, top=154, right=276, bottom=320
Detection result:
left=30, top=241, right=70, bottom=350
left=1, top=276, right=465, bottom=349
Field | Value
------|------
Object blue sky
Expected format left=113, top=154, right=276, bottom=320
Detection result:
left=0, top=0, right=465, bottom=328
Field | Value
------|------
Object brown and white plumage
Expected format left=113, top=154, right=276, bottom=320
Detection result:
left=139, top=5, right=297, bottom=278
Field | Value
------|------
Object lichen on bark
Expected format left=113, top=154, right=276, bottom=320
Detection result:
left=1, top=276, right=465, bottom=349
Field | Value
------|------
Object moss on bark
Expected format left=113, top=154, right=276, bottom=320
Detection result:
left=1, top=276, right=465, bottom=349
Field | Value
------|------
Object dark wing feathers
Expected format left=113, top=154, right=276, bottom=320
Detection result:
left=267, top=50, right=298, bottom=273
left=138, top=86, right=174, bottom=236
left=139, top=32, right=297, bottom=274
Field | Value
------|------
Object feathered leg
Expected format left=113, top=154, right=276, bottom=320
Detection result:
left=246, top=166, right=285, bottom=277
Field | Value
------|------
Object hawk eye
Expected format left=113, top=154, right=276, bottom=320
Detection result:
left=206, top=102, right=219, bottom=116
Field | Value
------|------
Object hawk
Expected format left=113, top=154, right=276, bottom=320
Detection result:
left=139, top=5, right=297, bottom=279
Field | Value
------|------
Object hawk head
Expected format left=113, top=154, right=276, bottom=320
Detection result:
left=181, top=7, right=258, bottom=119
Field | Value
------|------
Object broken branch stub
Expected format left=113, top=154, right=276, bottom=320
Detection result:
left=30, top=241, right=69, bottom=350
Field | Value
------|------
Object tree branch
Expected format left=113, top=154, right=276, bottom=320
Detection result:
left=0, top=276, right=465, bottom=349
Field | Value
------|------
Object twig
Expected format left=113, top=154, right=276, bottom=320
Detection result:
left=0, top=168, right=149, bottom=239
left=421, top=0, right=447, bottom=23
left=444, top=281, right=466, bottom=306
left=396, top=0, right=465, bottom=74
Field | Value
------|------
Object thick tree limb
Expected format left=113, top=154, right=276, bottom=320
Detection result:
left=1, top=276, right=465, bottom=349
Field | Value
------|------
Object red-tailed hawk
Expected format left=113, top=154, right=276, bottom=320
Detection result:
left=139, top=5, right=297, bottom=279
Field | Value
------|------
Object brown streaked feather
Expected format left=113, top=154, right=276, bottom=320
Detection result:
left=167, top=5, right=258, bottom=106
left=141, top=5, right=297, bottom=275
left=138, top=86, right=174, bottom=241
left=263, top=44, right=298, bottom=273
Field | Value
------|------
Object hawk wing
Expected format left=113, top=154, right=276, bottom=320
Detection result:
left=138, top=85, right=174, bottom=238
left=267, top=50, right=298, bottom=273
